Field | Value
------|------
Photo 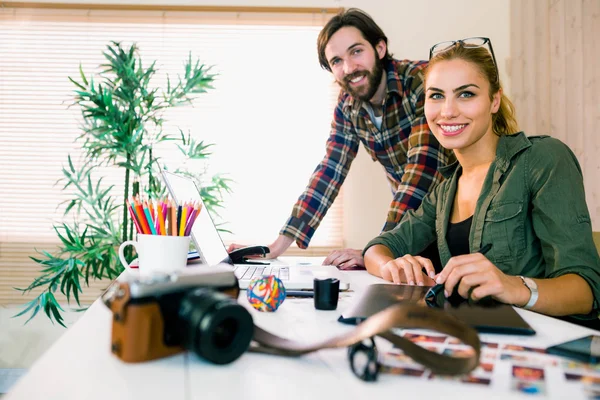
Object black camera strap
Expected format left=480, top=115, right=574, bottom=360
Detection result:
left=249, top=303, right=481, bottom=376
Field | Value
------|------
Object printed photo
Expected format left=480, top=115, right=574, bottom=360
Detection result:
left=584, top=386, right=600, bottom=400
left=565, top=373, right=600, bottom=385
left=476, top=362, right=495, bottom=374
left=500, top=352, right=557, bottom=367
left=503, top=344, right=546, bottom=353
left=380, top=351, right=423, bottom=369
left=512, top=365, right=545, bottom=381
left=446, top=337, right=462, bottom=345
left=403, top=332, right=447, bottom=343
left=422, top=345, right=442, bottom=352
left=429, top=373, right=461, bottom=382
left=443, top=347, right=476, bottom=358
left=383, top=351, right=415, bottom=364
left=502, top=353, right=529, bottom=362
left=481, top=341, right=499, bottom=349
left=511, top=379, right=546, bottom=395
left=381, top=365, right=425, bottom=377
left=482, top=348, right=498, bottom=359
left=563, top=360, right=600, bottom=373
left=461, top=375, right=491, bottom=385
left=429, top=373, right=491, bottom=386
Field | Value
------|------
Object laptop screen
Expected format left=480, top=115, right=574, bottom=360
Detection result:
left=161, top=171, right=231, bottom=266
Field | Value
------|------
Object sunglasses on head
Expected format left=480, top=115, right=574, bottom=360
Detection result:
left=429, top=37, right=499, bottom=84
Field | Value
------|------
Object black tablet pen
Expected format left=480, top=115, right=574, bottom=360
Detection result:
left=478, top=243, right=492, bottom=255
left=286, top=290, right=314, bottom=298
left=427, top=243, right=493, bottom=302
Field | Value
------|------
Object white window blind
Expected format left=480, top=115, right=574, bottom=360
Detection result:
left=0, top=6, right=343, bottom=304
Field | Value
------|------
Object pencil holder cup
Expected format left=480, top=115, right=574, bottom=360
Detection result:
left=118, top=234, right=191, bottom=277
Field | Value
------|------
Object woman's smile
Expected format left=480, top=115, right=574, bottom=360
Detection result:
left=438, top=123, right=468, bottom=136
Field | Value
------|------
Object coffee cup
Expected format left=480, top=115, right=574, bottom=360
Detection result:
left=118, top=234, right=191, bottom=276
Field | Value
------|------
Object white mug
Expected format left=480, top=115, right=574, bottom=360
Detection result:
left=118, top=234, right=191, bottom=276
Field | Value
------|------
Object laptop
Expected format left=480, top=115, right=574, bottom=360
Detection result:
left=339, top=284, right=535, bottom=335
left=161, top=170, right=347, bottom=291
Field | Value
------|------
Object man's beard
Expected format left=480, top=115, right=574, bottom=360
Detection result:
left=339, top=59, right=385, bottom=102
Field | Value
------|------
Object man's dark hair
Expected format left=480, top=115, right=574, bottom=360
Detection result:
left=317, top=8, right=392, bottom=72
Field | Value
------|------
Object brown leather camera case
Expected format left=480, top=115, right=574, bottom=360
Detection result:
left=106, top=282, right=239, bottom=363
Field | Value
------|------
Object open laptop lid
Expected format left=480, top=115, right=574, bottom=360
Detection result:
left=339, top=284, right=536, bottom=335
left=161, top=170, right=233, bottom=266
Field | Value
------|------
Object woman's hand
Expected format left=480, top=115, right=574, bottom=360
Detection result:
left=379, top=254, right=436, bottom=286
left=435, top=253, right=530, bottom=305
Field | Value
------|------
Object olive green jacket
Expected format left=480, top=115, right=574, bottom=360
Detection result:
left=365, top=133, right=600, bottom=316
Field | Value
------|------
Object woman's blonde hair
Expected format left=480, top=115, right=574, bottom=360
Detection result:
left=425, top=44, right=519, bottom=136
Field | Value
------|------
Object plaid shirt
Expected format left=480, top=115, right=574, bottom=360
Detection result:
left=281, top=59, right=453, bottom=249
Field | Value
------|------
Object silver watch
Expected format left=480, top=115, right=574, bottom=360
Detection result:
left=518, top=276, right=539, bottom=310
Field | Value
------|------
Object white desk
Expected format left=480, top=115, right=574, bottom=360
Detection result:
left=5, top=260, right=599, bottom=400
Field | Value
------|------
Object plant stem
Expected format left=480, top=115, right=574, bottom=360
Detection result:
left=122, top=153, right=131, bottom=243
left=149, top=148, right=154, bottom=194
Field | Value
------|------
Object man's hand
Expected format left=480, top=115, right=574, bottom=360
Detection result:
left=227, top=235, right=293, bottom=260
left=323, top=249, right=365, bottom=270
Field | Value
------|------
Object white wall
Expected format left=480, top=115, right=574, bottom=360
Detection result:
left=33, top=0, right=511, bottom=249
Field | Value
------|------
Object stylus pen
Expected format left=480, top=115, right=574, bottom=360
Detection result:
left=478, top=243, right=492, bottom=255
left=428, top=243, right=494, bottom=301
left=286, top=290, right=314, bottom=298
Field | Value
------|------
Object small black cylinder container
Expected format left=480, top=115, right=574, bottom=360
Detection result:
left=178, top=288, right=254, bottom=365
left=313, top=277, right=340, bottom=310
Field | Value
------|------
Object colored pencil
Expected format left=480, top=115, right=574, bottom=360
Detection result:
left=126, top=200, right=143, bottom=234
left=134, top=197, right=151, bottom=234
left=183, top=207, right=197, bottom=236
left=171, top=201, right=177, bottom=236
left=143, top=201, right=157, bottom=235
left=179, top=204, right=188, bottom=236
left=153, top=201, right=160, bottom=234
left=166, top=201, right=173, bottom=236
left=176, top=205, right=182, bottom=236
left=157, top=202, right=166, bottom=235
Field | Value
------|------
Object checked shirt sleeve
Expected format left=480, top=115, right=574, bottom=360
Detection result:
left=381, top=69, right=452, bottom=232
left=280, top=97, right=359, bottom=249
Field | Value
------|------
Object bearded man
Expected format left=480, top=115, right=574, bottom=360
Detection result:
left=229, top=8, right=452, bottom=270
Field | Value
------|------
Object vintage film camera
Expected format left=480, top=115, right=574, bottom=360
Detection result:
left=102, top=264, right=254, bottom=364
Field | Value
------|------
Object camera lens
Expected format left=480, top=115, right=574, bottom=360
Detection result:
left=178, top=288, right=253, bottom=365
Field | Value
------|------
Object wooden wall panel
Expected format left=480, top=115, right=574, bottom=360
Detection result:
left=522, top=0, right=537, bottom=133
left=549, top=0, right=568, bottom=143
left=534, top=0, right=551, bottom=135
left=565, top=1, right=584, bottom=160
left=582, top=0, right=600, bottom=221
left=511, top=0, right=600, bottom=230
left=510, top=0, right=524, bottom=127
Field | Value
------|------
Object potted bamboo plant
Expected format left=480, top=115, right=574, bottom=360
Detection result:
left=16, top=41, right=231, bottom=326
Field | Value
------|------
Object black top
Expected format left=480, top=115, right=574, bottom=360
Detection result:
left=446, top=216, right=473, bottom=257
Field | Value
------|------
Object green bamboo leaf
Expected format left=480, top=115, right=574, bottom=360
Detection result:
left=62, top=224, right=76, bottom=245
left=72, top=281, right=81, bottom=306
left=64, top=200, right=77, bottom=216
left=69, top=76, right=87, bottom=91
left=24, top=305, right=41, bottom=325
left=67, top=155, right=75, bottom=173
left=54, top=227, right=72, bottom=247
left=12, top=299, right=39, bottom=318
left=79, top=63, right=88, bottom=86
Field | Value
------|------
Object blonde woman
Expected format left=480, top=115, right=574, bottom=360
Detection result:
left=363, top=38, right=600, bottom=324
